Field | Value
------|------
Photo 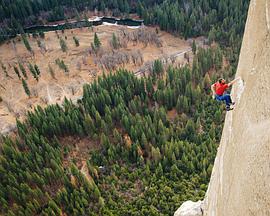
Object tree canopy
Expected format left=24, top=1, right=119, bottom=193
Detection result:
left=0, top=46, right=231, bottom=215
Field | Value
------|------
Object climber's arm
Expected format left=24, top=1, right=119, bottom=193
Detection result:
left=211, top=84, right=216, bottom=99
left=228, top=77, right=241, bottom=87
left=211, top=84, right=216, bottom=94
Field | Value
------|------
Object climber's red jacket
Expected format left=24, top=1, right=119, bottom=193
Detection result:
left=214, top=82, right=228, bottom=96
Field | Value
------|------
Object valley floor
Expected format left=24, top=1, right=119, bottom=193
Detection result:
left=0, top=20, right=204, bottom=134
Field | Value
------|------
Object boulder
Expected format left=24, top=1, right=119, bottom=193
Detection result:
left=174, top=200, right=203, bottom=216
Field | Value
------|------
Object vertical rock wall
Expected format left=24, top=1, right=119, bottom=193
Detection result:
left=204, top=0, right=270, bottom=215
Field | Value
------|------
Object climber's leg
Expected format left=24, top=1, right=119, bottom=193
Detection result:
left=223, top=94, right=232, bottom=107
left=216, top=94, right=234, bottom=110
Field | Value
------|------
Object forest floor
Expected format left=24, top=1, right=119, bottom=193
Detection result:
left=167, top=108, right=178, bottom=121
left=0, top=19, right=204, bottom=135
left=61, top=136, right=100, bottom=168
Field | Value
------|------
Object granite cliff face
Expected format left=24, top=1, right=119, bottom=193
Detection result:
left=204, top=0, right=270, bottom=215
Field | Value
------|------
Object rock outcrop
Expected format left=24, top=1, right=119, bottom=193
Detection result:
left=204, top=0, right=270, bottom=215
left=174, top=201, right=203, bottom=216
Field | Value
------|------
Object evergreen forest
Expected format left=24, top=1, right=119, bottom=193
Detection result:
left=1, top=46, right=236, bottom=215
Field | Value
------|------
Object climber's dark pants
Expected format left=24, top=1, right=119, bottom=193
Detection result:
left=215, top=94, right=232, bottom=107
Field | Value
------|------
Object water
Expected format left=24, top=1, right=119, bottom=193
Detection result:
left=24, top=17, right=143, bottom=34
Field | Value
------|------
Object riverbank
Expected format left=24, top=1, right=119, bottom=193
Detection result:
left=24, top=16, right=144, bottom=34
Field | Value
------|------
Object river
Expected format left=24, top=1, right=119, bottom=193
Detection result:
left=24, top=17, right=144, bottom=34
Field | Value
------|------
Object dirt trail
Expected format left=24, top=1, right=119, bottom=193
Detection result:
left=134, top=48, right=192, bottom=76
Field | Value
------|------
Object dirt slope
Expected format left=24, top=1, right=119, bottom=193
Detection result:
left=204, top=0, right=270, bottom=215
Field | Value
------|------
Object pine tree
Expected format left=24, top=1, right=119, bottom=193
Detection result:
left=156, top=163, right=163, bottom=177
left=22, top=78, right=30, bottom=97
left=34, top=64, right=40, bottom=76
left=176, top=97, right=181, bottom=113
left=73, top=36, right=80, bottom=47
left=37, top=40, right=42, bottom=48
left=83, top=114, right=95, bottom=135
left=146, top=78, right=154, bottom=96
left=39, top=31, right=45, bottom=39
left=59, top=37, right=68, bottom=52
left=22, top=34, right=32, bottom=53
left=208, top=27, right=216, bottom=43
left=19, top=63, right=27, bottom=79
left=203, top=73, right=211, bottom=89
left=183, top=96, right=189, bottom=113
left=94, top=33, right=101, bottom=49
left=0, top=61, right=9, bottom=77
left=14, top=66, right=21, bottom=79
left=55, top=59, right=69, bottom=74
left=48, top=200, right=61, bottom=215
left=28, top=63, right=38, bottom=81
left=192, top=40, right=197, bottom=54
left=153, top=60, right=163, bottom=77
left=123, top=0, right=130, bottom=13
left=111, top=33, right=119, bottom=49
left=84, top=14, right=92, bottom=27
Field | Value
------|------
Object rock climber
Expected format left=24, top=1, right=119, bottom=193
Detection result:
left=211, top=77, right=240, bottom=111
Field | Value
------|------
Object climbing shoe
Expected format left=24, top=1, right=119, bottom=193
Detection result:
left=226, top=107, right=234, bottom=111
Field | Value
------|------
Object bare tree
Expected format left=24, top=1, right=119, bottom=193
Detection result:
left=76, top=61, right=82, bottom=71
left=11, top=40, right=17, bottom=54
left=48, top=64, right=56, bottom=79
left=37, top=40, right=47, bottom=55
left=170, top=55, right=177, bottom=64
left=96, top=50, right=144, bottom=71
left=119, top=27, right=162, bottom=47
left=184, top=53, right=190, bottom=62
left=31, top=87, right=39, bottom=97
left=82, top=55, right=88, bottom=65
